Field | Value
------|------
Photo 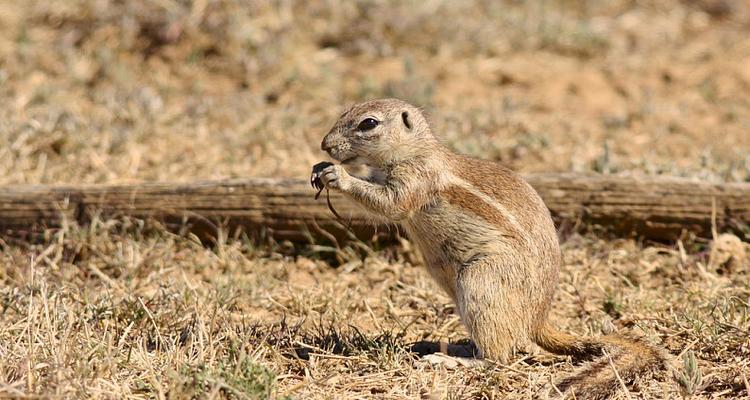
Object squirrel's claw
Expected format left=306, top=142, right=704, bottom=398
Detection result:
left=311, top=161, right=334, bottom=196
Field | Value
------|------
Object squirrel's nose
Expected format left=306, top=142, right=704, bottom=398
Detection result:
left=321, top=137, right=332, bottom=152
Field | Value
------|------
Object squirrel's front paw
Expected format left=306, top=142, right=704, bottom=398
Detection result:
left=311, top=162, right=348, bottom=191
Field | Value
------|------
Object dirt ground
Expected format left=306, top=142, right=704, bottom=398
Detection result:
left=1, top=1, right=749, bottom=399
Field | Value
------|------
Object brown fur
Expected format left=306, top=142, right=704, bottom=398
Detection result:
left=441, top=186, right=523, bottom=239
left=312, top=98, right=667, bottom=399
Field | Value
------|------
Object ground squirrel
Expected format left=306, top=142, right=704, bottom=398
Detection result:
left=310, top=98, right=666, bottom=399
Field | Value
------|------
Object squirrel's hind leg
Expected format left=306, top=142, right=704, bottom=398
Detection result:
left=455, top=256, right=531, bottom=363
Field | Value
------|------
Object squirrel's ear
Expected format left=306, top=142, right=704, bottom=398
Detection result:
left=401, top=111, right=412, bottom=130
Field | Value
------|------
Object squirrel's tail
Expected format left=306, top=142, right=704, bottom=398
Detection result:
left=533, top=324, right=667, bottom=400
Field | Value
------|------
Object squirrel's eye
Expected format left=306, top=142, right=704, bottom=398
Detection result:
left=356, top=118, right=379, bottom=131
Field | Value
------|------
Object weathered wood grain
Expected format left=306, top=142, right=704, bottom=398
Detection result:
left=1, top=174, right=748, bottom=241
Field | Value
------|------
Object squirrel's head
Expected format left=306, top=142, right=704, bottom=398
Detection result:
left=321, top=98, right=435, bottom=168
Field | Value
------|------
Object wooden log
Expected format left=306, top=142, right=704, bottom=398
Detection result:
left=0, top=174, right=748, bottom=242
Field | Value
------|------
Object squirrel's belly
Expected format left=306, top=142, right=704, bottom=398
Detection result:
left=402, top=206, right=518, bottom=300
left=401, top=217, right=460, bottom=300
left=404, top=206, right=508, bottom=266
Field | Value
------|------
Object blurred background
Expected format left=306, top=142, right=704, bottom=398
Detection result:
left=1, top=0, right=749, bottom=185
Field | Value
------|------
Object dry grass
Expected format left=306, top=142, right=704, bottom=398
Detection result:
left=1, top=0, right=750, bottom=399
left=2, top=222, right=749, bottom=398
